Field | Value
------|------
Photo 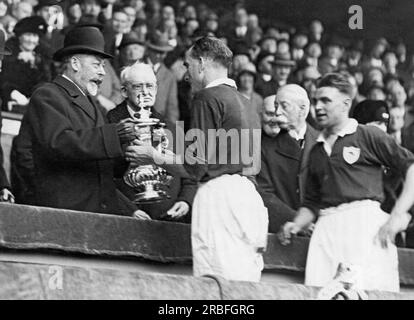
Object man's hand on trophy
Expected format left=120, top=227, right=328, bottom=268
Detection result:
left=125, top=140, right=157, bottom=166
left=116, top=118, right=139, bottom=144
left=166, top=201, right=190, bottom=219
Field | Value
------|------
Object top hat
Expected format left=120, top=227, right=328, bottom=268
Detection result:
left=118, top=32, right=145, bottom=50
left=0, top=29, right=11, bottom=56
left=271, top=52, right=296, bottom=67
left=53, top=25, right=114, bottom=61
left=146, top=32, right=174, bottom=53
left=352, top=100, right=389, bottom=125
left=14, top=16, right=48, bottom=37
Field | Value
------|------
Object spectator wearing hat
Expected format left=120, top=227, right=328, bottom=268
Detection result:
left=115, top=31, right=145, bottom=73
left=254, top=50, right=277, bottom=98
left=146, top=31, right=179, bottom=124
left=34, top=0, right=64, bottom=38
left=236, top=62, right=263, bottom=115
left=1, top=16, right=52, bottom=111
left=258, top=84, right=318, bottom=233
left=79, top=0, right=102, bottom=25
left=14, top=25, right=138, bottom=214
left=269, top=52, right=296, bottom=94
left=0, top=29, right=15, bottom=203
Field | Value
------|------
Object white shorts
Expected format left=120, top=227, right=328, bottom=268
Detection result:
left=305, top=200, right=399, bottom=292
left=191, top=174, right=269, bottom=282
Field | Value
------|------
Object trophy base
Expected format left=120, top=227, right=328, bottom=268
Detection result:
left=133, top=190, right=170, bottom=204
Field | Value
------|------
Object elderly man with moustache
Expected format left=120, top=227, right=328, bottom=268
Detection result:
left=20, top=26, right=138, bottom=214
left=107, top=62, right=196, bottom=221
left=280, top=73, right=414, bottom=292
left=257, top=85, right=318, bottom=233
left=125, top=36, right=268, bottom=282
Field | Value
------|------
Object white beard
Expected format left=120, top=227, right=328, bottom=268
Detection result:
left=86, top=82, right=99, bottom=96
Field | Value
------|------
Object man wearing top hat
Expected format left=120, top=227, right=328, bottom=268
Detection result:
left=0, top=29, right=15, bottom=203
left=18, top=26, right=138, bottom=214
left=146, top=32, right=179, bottom=124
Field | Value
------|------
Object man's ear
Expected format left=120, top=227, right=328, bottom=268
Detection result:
left=121, top=86, right=128, bottom=99
left=71, top=56, right=80, bottom=72
left=198, top=56, right=205, bottom=73
left=343, top=98, right=352, bottom=112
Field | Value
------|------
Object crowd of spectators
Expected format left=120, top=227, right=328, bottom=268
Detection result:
left=2, top=0, right=414, bottom=247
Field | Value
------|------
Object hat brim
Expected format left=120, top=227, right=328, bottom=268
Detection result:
left=271, top=60, right=296, bottom=67
left=53, top=45, right=114, bottom=61
left=146, top=42, right=174, bottom=52
left=238, top=70, right=257, bottom=78
left=119, top=41, right=146, bottom=50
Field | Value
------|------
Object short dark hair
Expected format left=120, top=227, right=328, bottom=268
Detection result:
left=189, top=36, right=233, bottom=69
left=316, top=73, right=354, bottom=97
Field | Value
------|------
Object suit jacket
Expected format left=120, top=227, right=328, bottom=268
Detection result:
left=23, top=75, right=132, bottom=214
left=257, top=125, right=319, bottom=233
left=107, top=101, right=195, bottom=222
left=153, top=63, right=179, bottom=124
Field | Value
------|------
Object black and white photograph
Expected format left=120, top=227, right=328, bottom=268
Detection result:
left=0, top=0, right=413, bottom=306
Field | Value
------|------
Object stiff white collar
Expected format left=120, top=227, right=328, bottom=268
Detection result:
left=289, top=124, right=307, bottom=141
left=62, top=74, right=86, bottom=96
left=205, top=78, right=237, bottom=89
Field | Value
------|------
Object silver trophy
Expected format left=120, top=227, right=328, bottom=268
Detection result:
left=123, top=97, right=172, bottom=203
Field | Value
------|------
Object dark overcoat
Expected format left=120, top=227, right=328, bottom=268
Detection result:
left=107, top=101, right=195, bottom=222
left=23, top=75, right=130, bottom=214
left=257, top=126, right=319, bottom=232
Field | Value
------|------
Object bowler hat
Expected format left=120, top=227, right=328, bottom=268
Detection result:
left=256, top=50, right=274, bottom=64
left=271, top=52, right=296, bottom=67
left=53, top=25, right=114, bottom=61
left=34, top=0, right=62, bottom=11
left=14, top=16, right=47, bottom=37
left=0, top=29, right=11, bottom=56
left=146, top=32, right=173, bottom=52
left=352, top=100, right=389, bottom=124
left=237, top=62, right=257, bottom=80
left=118, top=32, right=145, bottom=50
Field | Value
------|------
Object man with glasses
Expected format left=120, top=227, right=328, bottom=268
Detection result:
left=107, top=62, right=195, bottom=222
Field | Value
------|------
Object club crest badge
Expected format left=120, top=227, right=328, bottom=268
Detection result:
left=343, top=146, right=360, bottom=164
